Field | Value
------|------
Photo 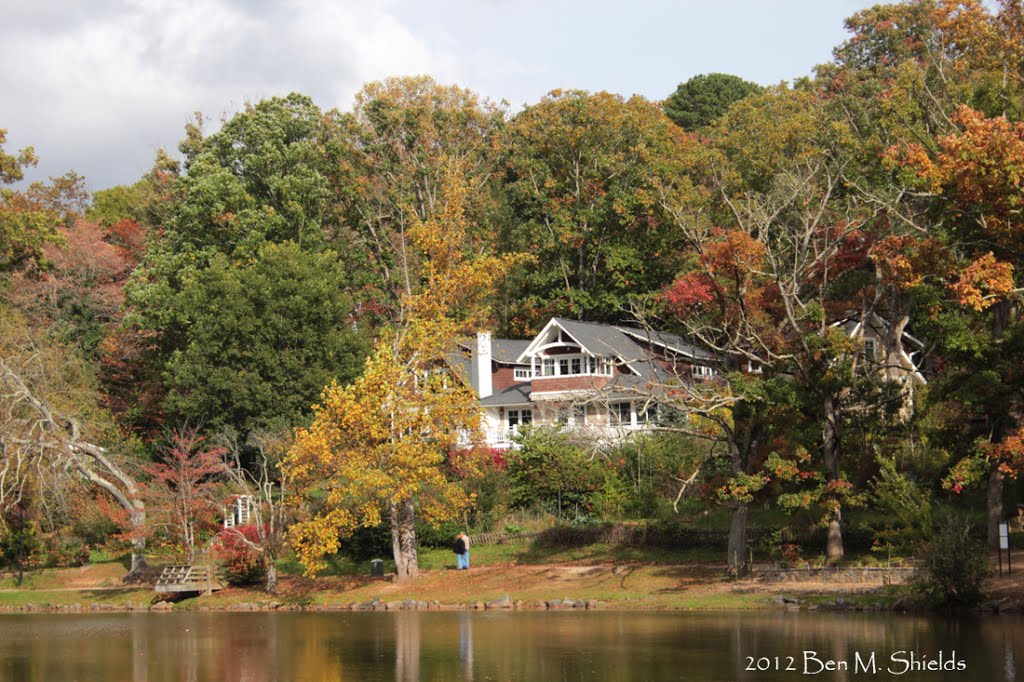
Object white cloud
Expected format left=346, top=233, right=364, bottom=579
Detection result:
left=0, top=0, right=455, bottom=189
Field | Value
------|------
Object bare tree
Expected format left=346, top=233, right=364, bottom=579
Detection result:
left=218, top=430, right=290, bottom=594
left=0, top=346, right=148, bottom=580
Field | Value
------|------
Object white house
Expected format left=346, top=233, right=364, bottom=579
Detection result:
left=451, top=318, right=715, bottom=449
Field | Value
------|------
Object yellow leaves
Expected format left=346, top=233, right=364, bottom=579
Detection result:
left=949, top=252, right=1015, bottom=311
left=282, top=165, right=510, bottom=577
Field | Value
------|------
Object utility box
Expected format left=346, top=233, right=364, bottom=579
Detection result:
left=370, top=559, right=384, bottom=577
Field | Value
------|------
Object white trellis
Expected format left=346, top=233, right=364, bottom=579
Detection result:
left=224, top=494, right=254, bottom=528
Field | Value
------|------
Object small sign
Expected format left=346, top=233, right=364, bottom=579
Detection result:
left=999, top=522, right=1010, bottom=550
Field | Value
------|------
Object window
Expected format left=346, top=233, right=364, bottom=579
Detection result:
left=746, top=361, right=762, bottom=375
left=609, top=402, right=631, bottom=426
left=692, top=364, right=714, bottom=379
left=508, top=409, right=533, bottom=428
left=533, top=354, right=614, bottom=377
left=514, top=368, right=532, bottom=381
left=639, top=404, right=658, bottom=424
left=573, top=404, right=586, bottom=425
left=863, top=338, right=877, bottom=363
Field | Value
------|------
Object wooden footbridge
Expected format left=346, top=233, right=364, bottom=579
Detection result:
left=155, top=564, right=224, bottom=595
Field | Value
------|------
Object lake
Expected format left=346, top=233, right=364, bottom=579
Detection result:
left=0, top=611, right=1020, bottom=680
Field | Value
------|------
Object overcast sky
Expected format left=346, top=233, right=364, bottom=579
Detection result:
left=1, top=0, right=879, bottom=191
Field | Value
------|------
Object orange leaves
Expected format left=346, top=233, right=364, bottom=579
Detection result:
left=882, top=142, right=941, bottom=192
left=888, top=105, right=1024, bottom=253
left=869, top=235, right=953, bottom=289
left=949, top=252, right=1015, bottom=311
left=984, top=429, right=1024, bottom=478
left=700, top=229, right=765, bottom=280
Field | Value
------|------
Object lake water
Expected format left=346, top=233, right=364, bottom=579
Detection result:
left=0, top=611, right=1020, bottom=681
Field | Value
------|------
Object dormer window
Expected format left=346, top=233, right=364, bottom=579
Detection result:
left=532, top=353, right=615, bottom=377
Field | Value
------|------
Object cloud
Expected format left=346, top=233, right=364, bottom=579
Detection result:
left=0, top=0, right=456, bottom=189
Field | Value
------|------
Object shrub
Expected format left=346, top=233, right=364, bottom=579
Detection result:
left=213, top=525, right=265, bottom=586
left=41, top=529, right=90, bottom=568
left=915, top=514, right=990, bottom=607
left=340, top=524, right=391, bottom=560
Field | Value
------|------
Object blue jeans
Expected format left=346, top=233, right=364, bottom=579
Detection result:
left=457, top=551, right=470, bottom=569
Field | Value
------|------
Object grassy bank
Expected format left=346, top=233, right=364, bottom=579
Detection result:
left=0, top=538, right=938, bottom=613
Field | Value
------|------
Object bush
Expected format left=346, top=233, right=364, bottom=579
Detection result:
left=213, top=525, right=265, bottom=586
left=416, top=520, right=462, bottom=549
left=340, top=524, right=391, bottom=560
left=915, top=514, right=990, bottom=607
left=41, top=529, right=90, bottom=568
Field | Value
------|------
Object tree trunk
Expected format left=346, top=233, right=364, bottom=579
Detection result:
left=124, top=504, right=148, bottom=582
left=988, top=468, right=1004, bottom=550
left=822, top=394, right=844, bottom=563
left=826, top=511, right=844, bottom=565
left=727, top=503, right=749, bottom=576
left=390, top=498, right=419, bottom=582
left=265, top=560, right=278, bottom=594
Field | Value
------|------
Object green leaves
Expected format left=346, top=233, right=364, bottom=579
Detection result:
left=163, top=242, right=368, bottom=435
left=501, top=89, right=705, bottom=330
left=664, top=73, right=763, bottom=131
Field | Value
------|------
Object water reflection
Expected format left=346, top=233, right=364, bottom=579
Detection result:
left=0, top=611, right=1020, bottom=680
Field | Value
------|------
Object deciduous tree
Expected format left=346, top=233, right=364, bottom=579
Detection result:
left=284, top=168, right=520, bottom=580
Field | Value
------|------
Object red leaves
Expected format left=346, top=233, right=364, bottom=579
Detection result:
left=661, top=272, right=716, bottom=311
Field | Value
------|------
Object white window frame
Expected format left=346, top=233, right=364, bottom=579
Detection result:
left=514, top=367, right=532, bottom=381
left=609, top=401, right=632, bottom=426
left=508, top=409, right=533, bottom=429
left=531, top=353, right=615, bottom=378
left=692, top=364, right=714, bottom=378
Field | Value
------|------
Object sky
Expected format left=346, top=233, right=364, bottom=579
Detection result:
left=1, top=0, right=880, bottom=192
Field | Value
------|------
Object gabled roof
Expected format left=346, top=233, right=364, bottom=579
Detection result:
left=517, top=318, right=644, bottom=375
left=516, top=317, right=712, bottom=377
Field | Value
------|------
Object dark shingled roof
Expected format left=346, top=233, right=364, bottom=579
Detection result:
left=491, top=339, right=532, bottom=365
left=478, top=383, right=533, bottom=407
left=547, top=318, right=713, bottom=378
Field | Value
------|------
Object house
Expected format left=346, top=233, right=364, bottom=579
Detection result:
left=452, top=318, right=715, bottom=449
left=840, top=312, right=927, bottom=416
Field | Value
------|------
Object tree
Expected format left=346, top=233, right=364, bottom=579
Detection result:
left=0, top=315, right=148, bottom=579
left=118, top=94, right=370, bottom=438
left=0, top=131, right=87, bottom=274
left=329, top=76, right=507, bottom=317
left=284, top=168, right=520, bottom=580
left=219, top=429, right=291, bottom=594
left=663, top=73, right=763, bottom=131
left=500, top=89, right=706, bottom=332
left=142, top=430, right=225, bottom=563
left=162, top=242, right=368, bottom=437
left=5, top=219, right=141, bottom=357
left=883, top=105, right=1024, bottom=547
left=658, top=82, right=912, bottom=563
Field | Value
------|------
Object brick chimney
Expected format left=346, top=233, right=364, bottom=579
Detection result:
left=471, top=331, right=493, bottom=398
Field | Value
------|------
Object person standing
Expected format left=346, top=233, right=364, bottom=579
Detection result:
left=454, top=532, right=471, bottom=570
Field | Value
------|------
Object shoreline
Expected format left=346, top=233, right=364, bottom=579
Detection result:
left=2, top=554, right=1021, bottom=616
